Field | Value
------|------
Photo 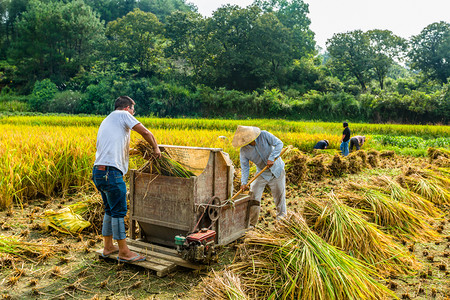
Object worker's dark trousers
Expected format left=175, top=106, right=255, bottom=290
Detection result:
left=349, top=137, right=360, bottom=152
left=92, top=166, right=127, bottom=240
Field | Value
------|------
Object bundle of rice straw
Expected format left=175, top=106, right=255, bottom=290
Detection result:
left=203, top=269, right=249, bottom=300
left=347, top=183, right=439, bottom=242
left=356, top=150, right=369, bottom=167
left=328, top=154, right=348, bottom=177
left=306, top=155, right=327, bottom=180
left=0, top=235, right=60, bottom=262
left=374, top=176, right=442, bottom=219
left=69, top=194, right=104, bottom=234
left=346, top=152, right=364, bottom=174
left=380, top=150, right=395, bottom=158
left=428, top=147, right=450, bottom=167
left=231, top=213, right=396, bottom=300
left=303, top=194, right=419, bottom=275
left=397, top=168, right=450, bottom=205
left=285, top=154, right=308, bottom=185
left=367, top=149, right=380, bottom=168
left=134, top=140, right=194, bottom=178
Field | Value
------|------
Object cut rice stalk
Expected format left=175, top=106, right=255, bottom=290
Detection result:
left=399, top=174, right=450, bottom=206
left=203, top=269, right=249, bottom=300
left=350, top=185, right=440, bottom=242
left=375, top=176, right=443, bottom=219
left=231, top=213, right=397, bottom=300
left=134, top=140, right=195, bottom=178
left=303, top=194, right=419, bottom=275
left=0, top=235, right=59, bottom=262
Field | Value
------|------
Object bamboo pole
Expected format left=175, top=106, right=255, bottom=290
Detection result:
left=231, top=146, right=290, bottom=201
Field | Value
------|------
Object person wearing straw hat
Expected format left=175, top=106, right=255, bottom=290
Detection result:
left=92, top=96, right=161, bottom=263
left=232, top=125, right=287, bottom=227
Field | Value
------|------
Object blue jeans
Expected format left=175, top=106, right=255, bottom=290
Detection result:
left=92, top=166, right=127, bottom=240
left=340, top=141, right=349, bottom=156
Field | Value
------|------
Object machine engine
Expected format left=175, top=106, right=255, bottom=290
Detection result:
left=175, top=229, right=217, bottom=264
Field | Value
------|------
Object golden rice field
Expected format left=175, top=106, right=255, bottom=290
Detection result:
left=0, top=115, right=450, bottom=299
left=0, top=115, right=449, bottom=209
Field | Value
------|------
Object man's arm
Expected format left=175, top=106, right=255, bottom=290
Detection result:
left=264, top=131, right=283, bottom=167
left=132, top=123, right=161, bottom=158
left=240, top=150, right=250, bottom=191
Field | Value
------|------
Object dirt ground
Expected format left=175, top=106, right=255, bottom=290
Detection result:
left=0, top=155, right=449, bottom=299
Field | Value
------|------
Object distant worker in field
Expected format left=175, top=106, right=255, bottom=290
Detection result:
left=313, top=139, right=329, bottom=150
left=340, top=122, right=351, bottom=156
left=232, top=125, right=287, bottom=227
left=349, top=135, right=366, bottom=152
left=92, top=96, right=161, bottom=263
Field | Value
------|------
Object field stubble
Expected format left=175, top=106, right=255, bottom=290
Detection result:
left=0, top=153, right=448, bottom=299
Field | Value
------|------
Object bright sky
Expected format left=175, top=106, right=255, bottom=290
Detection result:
left=187, top=0, right=450, bottom=50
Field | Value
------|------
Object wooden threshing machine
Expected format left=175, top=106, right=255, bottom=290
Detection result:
left=127, top=145, right=252, bottom=268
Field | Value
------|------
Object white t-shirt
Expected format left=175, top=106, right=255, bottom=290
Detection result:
left=94, top=110, right=140, bottom=174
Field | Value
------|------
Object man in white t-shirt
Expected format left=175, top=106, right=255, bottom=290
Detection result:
left=93, top=96, right=161, bottom=262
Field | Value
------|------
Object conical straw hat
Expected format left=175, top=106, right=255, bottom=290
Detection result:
left=232, top=125, right=261, bottom=148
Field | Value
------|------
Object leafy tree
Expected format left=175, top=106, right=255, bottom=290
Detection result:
left=254, top=0, right=315, bottom=57
left=184, top=5, right=304, bottom=91
left=136, top=0, right=195, bottom=22
left=285, top=55, right=331, bottom=93
left=9, top=0, right=105, bottom=90
left=196, top=5, right=264, bottom=90
left=30, top=78, right=57, bottom=112
left=409, top=21, right=450, bottom=84
left=367, top=30, right=407, bottom=89
left=0, top=0, right=29, bottom=58
left=84, top=0, right=194, bottom=24
left=84, top=0, right=136, bottom=24
left=164, top=10, right=204, bottom=76
left=251, top=12, right=292, bottom=86
left=106, top=8, right=167, bottom=77
left=327, top=30, right=372, bottom=91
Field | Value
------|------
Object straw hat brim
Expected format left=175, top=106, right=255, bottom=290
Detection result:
left=232, top=125, right=261, bottom=148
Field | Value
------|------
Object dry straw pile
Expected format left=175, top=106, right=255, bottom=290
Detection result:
left=226, top=213, right=396, bottom=300
left=303, top=194, right=418, bottom=275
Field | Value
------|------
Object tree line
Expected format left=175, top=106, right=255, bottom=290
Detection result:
left=0, top=0, right=449, bottom=124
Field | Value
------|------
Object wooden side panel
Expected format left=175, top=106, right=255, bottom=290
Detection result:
left=216, top=194, right=251, bottom=246
left=131, top=172, right=195, bottom=242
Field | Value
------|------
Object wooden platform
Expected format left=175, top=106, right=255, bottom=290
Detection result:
left=96, top=239, right=203, bottom=277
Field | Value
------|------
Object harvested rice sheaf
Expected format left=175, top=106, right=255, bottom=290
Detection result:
left=134, top=140, right=195, bottom=178
left=346, top=152, right=364, bottom=174
left=428, top=148, right=450, bottom=168
left=231, top=213, right=396, bottom=300
left=356, top=150, right=369, bottom=167
left=328, top=154, right=348, bottom=177
left=306, top=155, right=327, bottom=181
left=347, top=183, right=440, bottom=242
left=285, top=154, right=308, bottom=185
left=374, top=176, right=443, bottom=219
left=303, top=195, right=419, bottom=275
left=202, top=270, right=249, bottom=300
left=367, top=149, right=380, bottom=168
left=380, top=150, right=395, bottom=158
left=397, top=171, right=450, bottom=206
left=0, top=235, right=60, bottom=262
left=69, top=195, right=104, bottom=234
